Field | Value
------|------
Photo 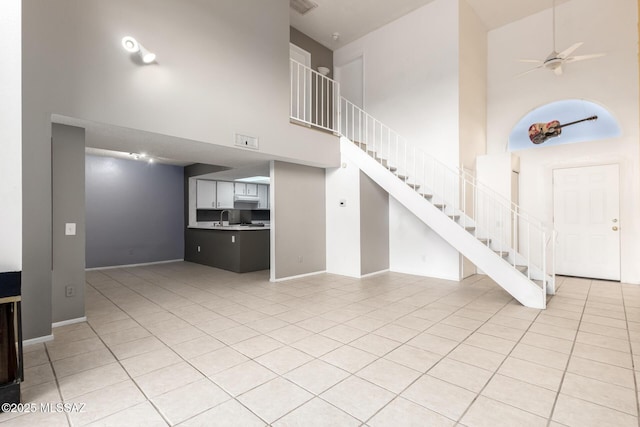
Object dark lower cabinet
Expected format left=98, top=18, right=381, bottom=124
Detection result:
left=185, top=229, right=270, bottom=273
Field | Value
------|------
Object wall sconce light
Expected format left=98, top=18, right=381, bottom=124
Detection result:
left=121, top=36, right=156, bottom=64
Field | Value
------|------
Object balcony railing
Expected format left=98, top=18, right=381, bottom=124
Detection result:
left=290, top=59, right=340, bottom=133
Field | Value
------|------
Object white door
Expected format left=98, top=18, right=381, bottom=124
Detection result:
left=289, top=43, right=311, bottom=122
left=553, top=164, right=620, bottom=280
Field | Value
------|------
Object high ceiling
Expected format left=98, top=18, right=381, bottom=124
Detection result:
left=290, top=0, right=564, bottom=49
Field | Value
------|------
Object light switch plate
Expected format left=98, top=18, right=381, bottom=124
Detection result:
left=65, top=223, right=76, bottom=236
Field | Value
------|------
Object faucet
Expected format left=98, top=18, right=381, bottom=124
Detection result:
left=220, top=210, right=230, bottom=226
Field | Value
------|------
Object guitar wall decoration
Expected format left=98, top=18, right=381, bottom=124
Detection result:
left=528, top=115, right=598, bottom=144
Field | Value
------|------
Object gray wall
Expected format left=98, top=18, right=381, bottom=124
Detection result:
left=290, top=27, right=333, bottom=73
left=359, top=171, right=390, bottom=275
left=273, top=161, right=326, bottom=279
left=85, top=155, right=184, bottom=268
left=52, top=124, right=86, bottom=323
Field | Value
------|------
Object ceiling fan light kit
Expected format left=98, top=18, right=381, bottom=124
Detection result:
left=516, top=0, right=605, bottom=77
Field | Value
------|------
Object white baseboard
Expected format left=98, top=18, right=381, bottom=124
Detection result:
left=359, top=269, right=389, bottom=279
left=271, top=270, right=326, bottom=282
left=23, top=334, right=54, bottom=346
left=388, top=268, right=459, bottom=282
left=52, top=316, right=87, bottom=328
left=86, top=259, right=184, bottom=271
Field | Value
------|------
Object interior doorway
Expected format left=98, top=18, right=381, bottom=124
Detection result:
left=553, top=164, right=620, bottom=281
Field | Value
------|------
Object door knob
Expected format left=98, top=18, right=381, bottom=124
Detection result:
left=612, top=226, right=619, bottom=231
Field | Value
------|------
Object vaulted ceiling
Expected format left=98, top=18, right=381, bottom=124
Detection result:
left=290, top=0, right=566, bottom=49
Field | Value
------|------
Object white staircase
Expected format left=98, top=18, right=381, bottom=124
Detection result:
left=290, top=59, right=555, bottom=309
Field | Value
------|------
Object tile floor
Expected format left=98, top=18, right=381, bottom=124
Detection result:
left=2, top=262, right=640, bottom=426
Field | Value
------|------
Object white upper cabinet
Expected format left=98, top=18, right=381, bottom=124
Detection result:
left=257, top=184, right=269, bottom=209
left=234, top=183, right=258, bottom=196
left=216, top=181, right=235, bottom=209
left=196, top=180, right=216, bottom=209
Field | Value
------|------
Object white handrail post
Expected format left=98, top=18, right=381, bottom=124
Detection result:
left=542, top=230, right=547, bottom=300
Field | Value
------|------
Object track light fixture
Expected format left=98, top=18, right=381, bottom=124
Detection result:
left=121, top=36, right=156, bottom=64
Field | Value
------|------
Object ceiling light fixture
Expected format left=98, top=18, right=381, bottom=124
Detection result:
left=129, top=152, right=155, bottom=163
left=121, top=36, right=156, bottom=64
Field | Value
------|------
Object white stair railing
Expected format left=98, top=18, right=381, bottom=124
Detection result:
left=290, top=59, right=340, bottom=133
left=340, top=97, right=556, bottom=295
left=288, top=60, right=556, bottom=296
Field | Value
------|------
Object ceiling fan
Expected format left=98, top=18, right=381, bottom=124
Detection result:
left=517, top=0, right=605, bottom=76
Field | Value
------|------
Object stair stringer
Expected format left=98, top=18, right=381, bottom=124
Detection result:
left=342, top=138, right=545, bottom=309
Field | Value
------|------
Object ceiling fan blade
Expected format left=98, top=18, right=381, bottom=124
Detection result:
left=557, top=42, right=583, bottom=59
left=518, top=59, right=543, bottom=63
left=515, top=65, right=544, bottom=78
left=564, top=53, right=606, bottom=63
left=554, top=65, right=564, bottom=76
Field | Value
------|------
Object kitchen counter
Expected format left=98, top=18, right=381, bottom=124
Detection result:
left=185, top=225, right=269, bottom=273
left=188, top=222, right=270, bottom=231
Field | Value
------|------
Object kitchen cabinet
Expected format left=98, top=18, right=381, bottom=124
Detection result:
left=196, top=180, right=216, bottom=209
left=216, top=181, right=235, bottom=209
left=234, top=183, right=258, bottom=196
left=185, top=228, right=270, bottom=273
left=257, top=184, right=269, bottom=209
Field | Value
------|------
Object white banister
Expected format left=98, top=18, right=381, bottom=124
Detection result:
left=290, top=59, right=340, bottom=133
left=339, top=96, right=556, bottom=304
left=289, top=62, right=555, bottom=305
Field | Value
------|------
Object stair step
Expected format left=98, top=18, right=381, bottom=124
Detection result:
left=494, top=250, right=509, bottom=258
left=395, top=173, right=408, bottom=180
left=477, top=237, right=491, bottom=245
left=465, top=226, right=476, bottom=233
left=448, top=214, right=461, bottom=220
left=433, top=203, right=446, bottom=209
left=388, top=165, right=398, bottom=172
left=516, top=265, right=528, bottom=274
left=420, top=193, right=433, bottom=200
left=533, top=279, right=544, bottom=288
left=407, top=182, right=420, bottom=190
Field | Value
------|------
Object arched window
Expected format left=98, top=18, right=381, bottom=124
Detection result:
left=508, top=99, right=621, bottom=151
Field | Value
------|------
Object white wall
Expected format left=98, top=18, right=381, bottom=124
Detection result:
left=487, top=0, right=640, bottom=283
left=326, top=158, right=361, bottom=278
left=389, top=198, right=460, bottom=280
left=459, top=0, right=487, bottom=171
left=333, top=0, right=466, bottom=281
left=334, top=0, right=460, bottom=168
left=0, top=0, right=21, bottom=272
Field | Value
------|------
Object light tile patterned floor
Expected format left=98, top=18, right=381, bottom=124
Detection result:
left=3, top=262, right=640, bottom=426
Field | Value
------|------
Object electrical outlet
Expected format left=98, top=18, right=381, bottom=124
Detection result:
left=197, top=246, right=201, bottom=253
left=65, top=285, right=75, bottom=297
